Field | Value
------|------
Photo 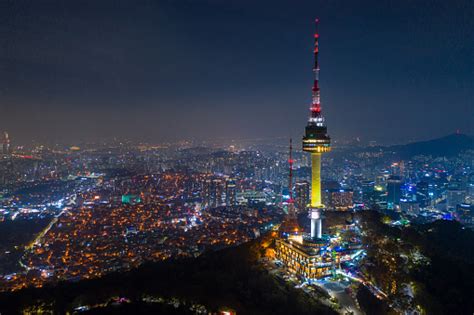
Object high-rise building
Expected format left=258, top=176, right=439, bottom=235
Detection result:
left=212, top=178, right=225, bottom=207
left=322, top=181, right=339, bottom=206
left=447, top=188, right=466, bottom=211
left=202, top=178, right=212, bottom=206
left=201, top=178, right=225, bottom=208
left=416, top=181, right=430, bottom=208
left=302, top=18, right=331, bottom=239
left=455, top=203, right=474, bottom=227
left=402, top=184, right=417, bottom=202
left=375, top=173, right=388, bottom=192
left=468, top=180, right=474, bottom=204
left=295, top=181, right=310, bottom=212
left=387, top=175, right=402, bottom=210
left=326, top=189, right=354, bottom=211
left=361, top=180, right=375, bottom=207
left=225, top=178, right=237, bottom=207
left=2, top=132, right=11, bottom=155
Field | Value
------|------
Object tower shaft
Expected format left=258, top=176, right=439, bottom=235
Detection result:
left=310, top=153, right=322, bottom=208
left=310, top=153, right=322, bottom=238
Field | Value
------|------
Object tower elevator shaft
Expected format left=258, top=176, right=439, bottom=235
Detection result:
left=310, top=153, right=322, bottom=239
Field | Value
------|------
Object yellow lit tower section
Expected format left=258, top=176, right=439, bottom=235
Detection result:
left=302, top=18, right=331, bottom=239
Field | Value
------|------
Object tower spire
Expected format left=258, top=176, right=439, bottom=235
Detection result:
left=309, top=18, right=324, bottom=125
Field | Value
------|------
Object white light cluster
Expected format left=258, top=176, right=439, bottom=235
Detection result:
left=309, top=116, right=325, bottom=126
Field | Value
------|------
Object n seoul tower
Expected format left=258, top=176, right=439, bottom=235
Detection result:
left=302, top=18, right=331, bottom=239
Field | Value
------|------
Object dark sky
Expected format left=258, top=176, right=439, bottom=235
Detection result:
left=0, top=0, right=473, bottom=145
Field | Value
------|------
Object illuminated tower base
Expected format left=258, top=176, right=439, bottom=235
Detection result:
left=310, top=208, right=322, bottom=239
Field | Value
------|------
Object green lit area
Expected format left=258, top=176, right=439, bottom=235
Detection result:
left=121, top=195, right=141, bottom=204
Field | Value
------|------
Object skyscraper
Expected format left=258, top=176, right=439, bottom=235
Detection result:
left=447, top=187, right=466, bottom=211
left=225, top=178, right=237, bottom=207
left=295, top=181, right=310, bottom=212
left=302, top=18, right=331, bottom=239
left=201, top=178, right=225, bottom=208
left=387, top=176, right=402, bottom=210
left=416, top=181, right=430, bottom=208
left=361, top=180, right=375, bottom=208
left=2, top=132, right=11, bottom=155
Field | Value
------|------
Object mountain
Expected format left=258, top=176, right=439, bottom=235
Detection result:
left=348, top=134, right=474, bottom=159
left=389, top=133, right=474, bottom=158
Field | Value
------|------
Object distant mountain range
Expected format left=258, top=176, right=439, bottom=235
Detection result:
left=362, top=134, right=474, bottom=158
left=392, top=133, right=473, bottom=158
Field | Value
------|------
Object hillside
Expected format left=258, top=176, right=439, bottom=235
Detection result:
left=353, top=133, right=474, bottom=158
left=390, top=133, right=474, bottom=158
left=0, top=239, right=336, bottom=315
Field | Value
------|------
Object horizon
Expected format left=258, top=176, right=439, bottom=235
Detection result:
left=6, top=131, right=474, bottom=150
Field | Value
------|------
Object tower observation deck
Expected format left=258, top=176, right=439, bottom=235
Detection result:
left=302, top=18, right=331, bottom=239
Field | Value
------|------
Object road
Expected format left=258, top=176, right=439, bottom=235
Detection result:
left=318, top=280, right=362, bottom=315
left=336, top=269, right=388, bottom=300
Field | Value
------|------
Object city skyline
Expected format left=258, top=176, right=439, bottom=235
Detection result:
left=0, top=4, right=473, bottom=312
left=1, top=0, right=473, bottom=145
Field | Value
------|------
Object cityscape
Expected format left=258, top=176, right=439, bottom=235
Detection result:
left=1, top=1, right=473, bottom=314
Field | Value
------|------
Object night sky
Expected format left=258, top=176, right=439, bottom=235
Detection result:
left=1, top=0, right=473, bottom=145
